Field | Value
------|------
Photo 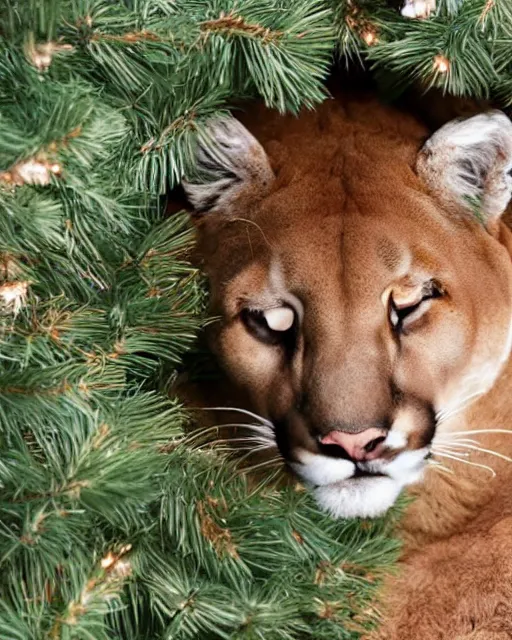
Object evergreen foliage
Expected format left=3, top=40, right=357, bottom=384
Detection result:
left=336, top=0, right=512, bottom=103
left=0, top=1, right=397, bottom=639
left=1, top=0, right=510, bottom=638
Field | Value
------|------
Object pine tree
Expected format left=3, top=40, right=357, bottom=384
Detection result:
left=0, top=2, right=401, bottom=639
left=2, top=0, right=511, bottom=638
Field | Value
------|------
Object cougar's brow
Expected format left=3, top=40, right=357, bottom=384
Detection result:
left=377, top=237, right=402, bottom=271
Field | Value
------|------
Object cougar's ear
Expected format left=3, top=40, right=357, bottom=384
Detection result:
left=183, top=117, right=274, bottom=216
left=417, top=111, right=512, bottom=225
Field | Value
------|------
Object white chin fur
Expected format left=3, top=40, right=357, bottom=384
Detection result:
left=314, top=476, right=403, bottom=519
left=294, top=446, right=428, bottom=519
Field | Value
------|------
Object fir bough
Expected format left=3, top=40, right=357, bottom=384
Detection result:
left=334, top=0, right=512, bottom=103
left=0, top=1, right=402, bottom=639
left=5, top=0, right=510, bottom=636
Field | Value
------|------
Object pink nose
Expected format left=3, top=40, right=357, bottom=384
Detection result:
left=320, top=428, right=386, bottom=461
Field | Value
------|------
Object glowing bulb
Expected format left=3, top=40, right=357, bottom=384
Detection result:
left=362, top=30, right=378, bottom=45
left=433, top=55, right=450, bottom=73
left=101, top=552, right=116, bottom=569
left=0, top=281, right=29, bottom=315
left=17, top=159, right=51, bottom=186
left=113, top=560, right=132, bottom=578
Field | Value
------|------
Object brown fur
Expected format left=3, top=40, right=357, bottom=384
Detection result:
left=369, top=361, right=512, bottom=639
left=183, top=94, right=512, bottom=638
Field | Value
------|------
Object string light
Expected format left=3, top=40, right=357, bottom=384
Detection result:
left=433, top=55, right=450, bottom=74
left=0, top=281, right=29, bottom=315
left=100, top=544, right=133, bottom=575
left=401, top=0, right=436, bottom=19
left=361, top=30, right=378, bottom=46
left=113, top=559, right=132, bottom=578
left=63, top=545, right=133, bottom=627
left=24, top=38, right=73, bottom=72
left=0, top=157, right=62, bottom=187
left=344, top=5, right=379, bottom=46
left=100, top=552, right=116, bottom=569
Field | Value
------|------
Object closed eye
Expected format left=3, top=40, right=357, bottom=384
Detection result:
left=389, top=298, right=425, bottom=328
left=389, top=279, right=444, bottom=332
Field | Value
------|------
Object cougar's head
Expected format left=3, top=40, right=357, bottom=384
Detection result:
left=183, top=100, right=512, bottom=518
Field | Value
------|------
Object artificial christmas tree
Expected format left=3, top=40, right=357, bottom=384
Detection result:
left=1, top=0, right=511, bottom=638
left=0, top=2, right=397, bottom=639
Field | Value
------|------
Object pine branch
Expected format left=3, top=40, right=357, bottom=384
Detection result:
left=0, top=1, right=417, bottom=638
left=335, top=0, right=512, bottom=100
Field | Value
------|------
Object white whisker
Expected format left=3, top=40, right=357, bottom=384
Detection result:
left=440, top=429, right=512, bottom=436
left=436, top=390, right=484, bottom=423
left=435, top=436, right=480, bottom=446
left=432, top=445, right=470, bottom=457
left=185, top=422, right=246, bottom=439
left=437, top=442, right=512, bottom=464
left=239, top=457, right=283, bottom=473
left=245, top=465, right=284, bottom=490
left=251, top=444, right=278, bottom=452
left=428, top=460, right=455, bottom=475
left=207, top=437, right=277, bottom=450
left=435, top=380, right=486, bottom=422
left=432, top=451, right=496, bottom=477
left=223, top=424, right=276, bottom=441
left=436, top=425, right=512, bottom=463
left=237, top=424, right=276, bottom=437
left=200, top=406, right=273, bottom=427
left=185, top=422, right=274, bottom=444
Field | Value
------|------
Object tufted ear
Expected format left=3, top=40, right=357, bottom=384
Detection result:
left=417, top=111, right=512, bottom=224
left=183, top=117, right=274, bottom=216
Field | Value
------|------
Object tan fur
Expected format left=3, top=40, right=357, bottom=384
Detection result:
left=369, top=362, right=512, bottom=639
left=184, top=94, right=512, bottom=638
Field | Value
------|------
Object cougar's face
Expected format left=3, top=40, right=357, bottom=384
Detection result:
left=185, top=104, right=512, bottom=517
